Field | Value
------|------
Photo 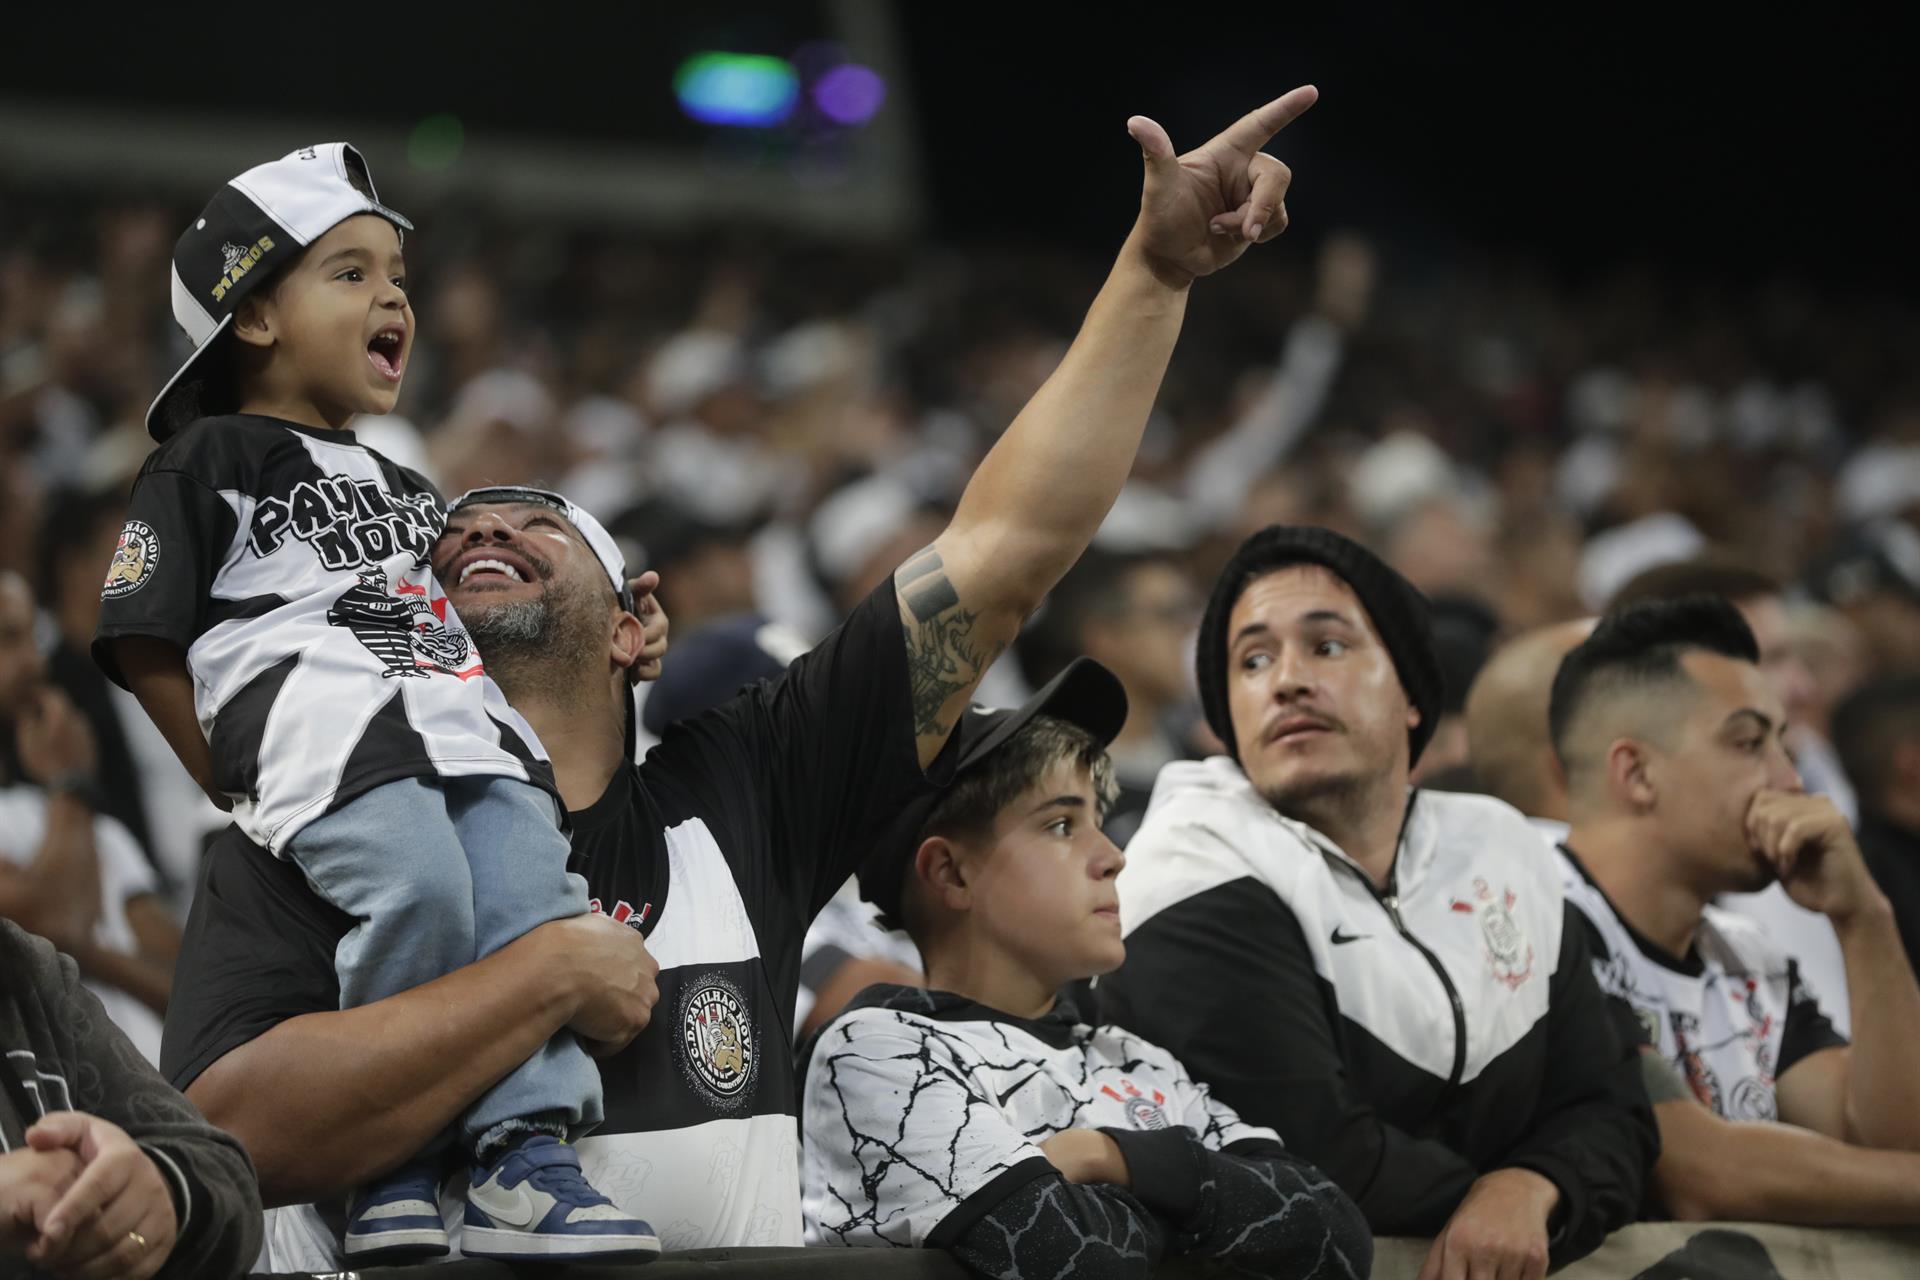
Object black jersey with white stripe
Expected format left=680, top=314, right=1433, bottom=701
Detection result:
left=159, top=580, right=951, bottom=1267
left=93, top=415, right=554, bottom=853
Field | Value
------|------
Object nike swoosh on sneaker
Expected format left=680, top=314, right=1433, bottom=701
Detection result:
left=469, top=1182, right=540, bottom=1230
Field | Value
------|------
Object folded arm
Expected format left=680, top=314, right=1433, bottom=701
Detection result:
left=187, top=914, right=652, bottom=1207
left=1650, top=1057, right=1920, bottom=1225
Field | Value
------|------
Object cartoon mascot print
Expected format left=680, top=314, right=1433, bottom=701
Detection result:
left=328, top=566, right=472, bottom=679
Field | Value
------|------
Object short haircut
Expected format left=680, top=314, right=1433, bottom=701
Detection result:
left=1016, top=549, right=1169, bottom=688
left=1832, top=675, right=1920, bottom=805
left=1608, top=557, right=1781, bottom=612
left=902, top=714, right=1117, bottom=940
left=1549, top=596, right=1761, bottom=778
left=922, top=714, right=1118, bottom=845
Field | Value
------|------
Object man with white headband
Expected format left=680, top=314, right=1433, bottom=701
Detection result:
left=160, top=84, right=1323, bottom=1267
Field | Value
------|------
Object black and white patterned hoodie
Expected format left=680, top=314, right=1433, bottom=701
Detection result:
left=801, top=984, right=1371, bottom=1279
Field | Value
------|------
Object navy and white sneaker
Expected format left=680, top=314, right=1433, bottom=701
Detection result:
left=343, top=1156, right=449, bottom=1263
left=462, top=1135, right=660, bottom=1262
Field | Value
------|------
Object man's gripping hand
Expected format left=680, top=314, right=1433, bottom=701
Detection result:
left=546, top=912, right=661, bottom=1057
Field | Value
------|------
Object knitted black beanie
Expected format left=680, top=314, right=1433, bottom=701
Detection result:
left=1195, top=524, right=1443, bottom=765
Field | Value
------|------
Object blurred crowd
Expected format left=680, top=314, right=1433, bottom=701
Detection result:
left=7, top=185, right=1920, bottom=912
left=7, top=162, right=1920, bottom=1278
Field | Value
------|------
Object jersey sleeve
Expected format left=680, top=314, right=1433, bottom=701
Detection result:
left=656, top=580, right=957, bottom=928
left=802, top=1011, right=1053, bottom=1249
left=93, top=467, right=240, bottom=686
left=1778, top=956, right=1848, bottom=1075
left=943, top=1176, right=1170, bottom=1279
left=1092, top=1128, right=1372, bottom=1280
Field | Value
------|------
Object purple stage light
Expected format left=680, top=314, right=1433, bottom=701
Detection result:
left=812, top=64, right=886, bottom=126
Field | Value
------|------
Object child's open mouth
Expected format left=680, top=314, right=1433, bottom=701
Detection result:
left=368, top=327, right=406, bottom=381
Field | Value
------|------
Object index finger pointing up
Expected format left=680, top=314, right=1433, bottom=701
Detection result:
left=1215, top=85, right=1319, bottom=155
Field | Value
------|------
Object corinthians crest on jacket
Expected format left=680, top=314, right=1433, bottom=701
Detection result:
left=1453, top=877, right=1535, bottom=989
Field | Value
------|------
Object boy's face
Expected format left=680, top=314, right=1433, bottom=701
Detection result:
left=250, top=214, right=412, bottom=423
left=954, top=758, right=1126, bottom=989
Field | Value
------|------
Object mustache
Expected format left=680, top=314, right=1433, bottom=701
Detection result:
left=1260, top=709, right=1343, bottom=743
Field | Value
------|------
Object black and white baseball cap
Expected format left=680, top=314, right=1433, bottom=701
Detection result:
left=147, top=142, right=413, bottom=443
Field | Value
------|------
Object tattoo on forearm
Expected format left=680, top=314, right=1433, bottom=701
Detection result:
left=904, top=606, right=999, bottom=738
left=897, top=548, right=1000, bottom=738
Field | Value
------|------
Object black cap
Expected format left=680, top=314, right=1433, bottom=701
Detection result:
left=1195, top=524, right=1442, bottom=766
left=149, top=143, right=413, bottom=443
left=856, top=657, right=1129, bottom=927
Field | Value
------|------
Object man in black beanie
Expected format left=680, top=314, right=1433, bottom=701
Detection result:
left=1098, top=525, right=1657, bottom=1280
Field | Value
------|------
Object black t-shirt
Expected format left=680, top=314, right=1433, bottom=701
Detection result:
left=163, top=579, right=953, bottom=1262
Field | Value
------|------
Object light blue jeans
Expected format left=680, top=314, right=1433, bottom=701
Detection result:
left=285, top=775, right=602, bottom=1153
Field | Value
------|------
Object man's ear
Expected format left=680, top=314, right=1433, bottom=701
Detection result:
left=1607, top=738, right=1658, bottom=811
left=1407, top=702, right=1422, bottom=731
left=914, top=836, right=971, bottom=914
left=609, top=607, right=645, bottom=682
left=231, top=294, right=275, bottom=350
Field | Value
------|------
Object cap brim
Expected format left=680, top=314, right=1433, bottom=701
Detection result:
left=953, top=657, right=1130, bottom=774
left=146, top=313, right=233, bottom=443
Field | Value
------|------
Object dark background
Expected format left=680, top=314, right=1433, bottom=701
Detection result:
left=901, top=5, right=1915, bottom=283
left=5, top=4, right=1913, bottom=281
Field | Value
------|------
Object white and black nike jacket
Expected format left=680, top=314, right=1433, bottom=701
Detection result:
left=1096, top=758, right=1657, bottom=1267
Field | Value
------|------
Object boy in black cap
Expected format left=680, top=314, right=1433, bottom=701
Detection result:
left=802, top=658, right=1371, bottom=1279
left=1099, top=525, right=1658, bottom=1279
left=91, top=146, right=657, bottom=1263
